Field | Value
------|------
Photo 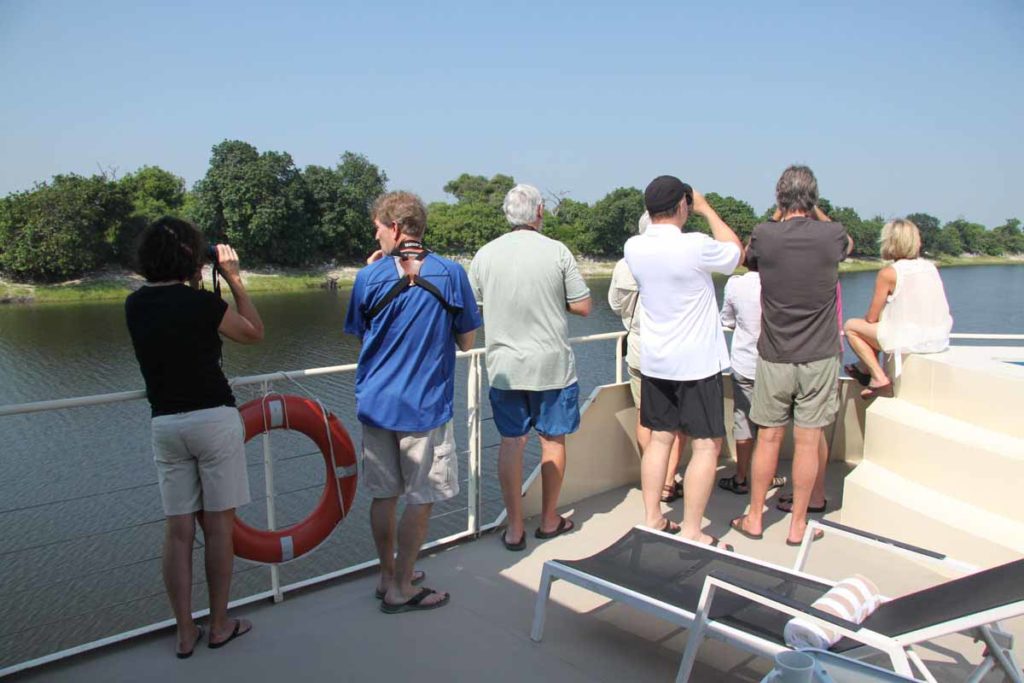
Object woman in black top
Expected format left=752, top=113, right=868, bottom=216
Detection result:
left=125, top=217, right=263, bottom=657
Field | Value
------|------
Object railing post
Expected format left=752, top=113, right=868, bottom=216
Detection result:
left=261, top=381, right=283, bottom=603
left=466, top=354, right=483, bottom=536
left=614, top=334, right=623, bottom=385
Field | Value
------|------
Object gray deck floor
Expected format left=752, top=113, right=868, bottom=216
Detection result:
left=12, top=463, right=1023, bottom=682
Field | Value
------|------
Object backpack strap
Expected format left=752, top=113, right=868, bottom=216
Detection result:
left=363, top=268, right=462, bottom=322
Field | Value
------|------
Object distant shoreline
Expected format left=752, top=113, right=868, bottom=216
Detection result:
left=2, top=254, right=1022, bottom=305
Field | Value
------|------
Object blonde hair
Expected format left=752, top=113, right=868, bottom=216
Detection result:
left=879, top=218, right=922, bottom=260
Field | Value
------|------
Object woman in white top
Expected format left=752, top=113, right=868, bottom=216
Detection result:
left=844, top=218, right=953, bottom=399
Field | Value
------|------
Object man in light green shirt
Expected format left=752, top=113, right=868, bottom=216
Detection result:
left=469, top=184, right=592, bottom=551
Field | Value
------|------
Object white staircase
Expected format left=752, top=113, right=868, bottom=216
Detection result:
left=840, top=347, right=1024, bottom=567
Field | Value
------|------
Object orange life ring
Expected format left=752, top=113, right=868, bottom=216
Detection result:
left=233, top=394, right=357, bottom=563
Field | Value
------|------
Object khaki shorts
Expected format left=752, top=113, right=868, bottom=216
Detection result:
left=627, top=365, right=643, bottom=409
left=731, top=372, right=758, bottom=441
left=750, top=356, right=841, bottom=429
left=361, top=421, right=459, bottom=505
left=151, top=406, right=251, bottom=516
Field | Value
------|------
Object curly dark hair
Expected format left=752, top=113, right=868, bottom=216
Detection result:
left=135, top=217, right=208, bottom=283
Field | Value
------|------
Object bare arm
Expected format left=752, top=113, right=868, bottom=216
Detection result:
left=692, top=190, right=743, bottom=261
left=865, top=266, right=897, bottom=323
left=567, top=296, right=592, bottom=317
left=215, top=245, right=264, bottom=344
left=456, top=329, right=476, bottom=352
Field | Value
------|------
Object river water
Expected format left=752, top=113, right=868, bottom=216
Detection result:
left=0, top=264, right=1022, bottom=668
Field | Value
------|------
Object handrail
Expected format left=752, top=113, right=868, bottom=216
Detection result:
left=2, top=330, right=1021, bottom=417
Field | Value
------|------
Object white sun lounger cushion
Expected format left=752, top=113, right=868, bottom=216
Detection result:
left=784, top=574, right=884, bottom=649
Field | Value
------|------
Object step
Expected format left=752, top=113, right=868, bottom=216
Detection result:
left=841, top=461, right=1024, bottom=569
left=862, top=398, right=1024, bottom=518
left=895, top=348, right=1024, bottom=439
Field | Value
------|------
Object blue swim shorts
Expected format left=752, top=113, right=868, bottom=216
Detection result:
left=488, top=383, right=581, bottom=438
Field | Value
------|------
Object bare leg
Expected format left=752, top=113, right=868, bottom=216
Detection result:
left=787, top=426, right=823, bottom=543
left=734, top=438, right=754, bottom=482
left=163, top=514, right=198, bottom=653
left=812, top=432, right=829, bottom=507
left=635, top=412, right=651, bottom=455
left=844, top=319, right=887, bottom=386
left=662, top=434, right=686, bottom=496
left=498, top=435, right=529, bottom=543
left=680, top=437, right=722, bottom=543
left=370, top=497, right=399, bottom=594
left=197, top=509, right=246, bottom=644
left=538, top=434, right=567, bottom=533
left=383, top=502, right=446, bottom=606
left=735, top=426, right=785, bottom=536
left=641, top=429, right=676, bottom=528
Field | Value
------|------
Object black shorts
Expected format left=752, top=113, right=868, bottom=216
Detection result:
left=639, top=372, right=726, bottom=439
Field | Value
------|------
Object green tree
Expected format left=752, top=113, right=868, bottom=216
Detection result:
left=426, top=201, right=507, bottom=254
left=580, top=187, right=644, bottom=256
left=993, top=218, right=1024, bottom=254
left=978, top=231, right=1005, bottom=256
left=830, top=206, right=880, bottom=257
left=945, top=219, right=987, bottom=254
left=193, top=140, right=315, bottom=265
left=304, top=152, right=388, bottom=260
left=935, top=224, right=963, bottom=255
left=0, top=174, right=132, bottom=282
left=443, top=173, right=515, bottom=207
left=905, top=213, right=941, bottom=255
left=543, top=198, right=590, bottom=253
left=114, top=166, right=188, bottom=264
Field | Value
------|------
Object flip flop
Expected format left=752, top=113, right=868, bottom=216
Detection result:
left=708, top=536, right=734, bottom=552
left=717, top=475, right=748, bottom=495
left=208, top=619, right=251, bottom=650
left=535, top=517, right=575, bottom=540
left=860, top=381, right=894, bottom=399
left=375, top=570, right=426, bottom=600
left=786, top=529, right=825, bottom=546
left=176, top=625, right=203, bottom=659
left=500, top=529, right=527, bottom=552
left=730, top=516, right=763, bottom=540
left=776, top=497, right=828, bottom=513
left=661, top=481, right=683, bottom=503
left=844, top=363, right=871, bottom=387
left=380, top=587, right=450, bottom=614
left=656, top=518, right=681, bottom=535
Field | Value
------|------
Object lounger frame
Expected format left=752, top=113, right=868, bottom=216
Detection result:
left=531, top=521, right=1023, bottom=683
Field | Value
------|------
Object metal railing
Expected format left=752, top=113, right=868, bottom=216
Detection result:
left=0, top=331, right=624, bottom=678
left=0, top=330, right=1022, bottom=677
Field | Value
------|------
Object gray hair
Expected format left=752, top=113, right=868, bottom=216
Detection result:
left=775, top=165, right=819, bottom=215
left=637, top=211, right=651, bottom=234
left=503, top=184, right=544, bottom=226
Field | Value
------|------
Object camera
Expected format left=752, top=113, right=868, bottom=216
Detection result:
left=206, top=245, right=219, bottom=268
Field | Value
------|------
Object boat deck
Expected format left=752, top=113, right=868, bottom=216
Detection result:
left=14, top=463, right=1022, bottom=682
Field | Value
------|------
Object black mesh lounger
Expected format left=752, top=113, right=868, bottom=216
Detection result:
left=530, top=522, right=1024, bottom=683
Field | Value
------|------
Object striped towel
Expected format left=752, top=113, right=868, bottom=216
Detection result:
left=784, top=575, right=884, bottom=649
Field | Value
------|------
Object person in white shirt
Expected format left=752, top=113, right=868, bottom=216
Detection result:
left=624, top=176, right=742, bottom=548
left=608, top=211, right=686, bottom=503
left=844, top=218, right=952, bottom=399
left=718, top=269, right=786, bottom=495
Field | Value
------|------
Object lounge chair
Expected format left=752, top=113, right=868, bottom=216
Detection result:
left=530, top=519, right=1024, bottom=682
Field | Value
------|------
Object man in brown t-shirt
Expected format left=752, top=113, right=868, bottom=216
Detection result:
left=731, top=165, right=852, bottom=546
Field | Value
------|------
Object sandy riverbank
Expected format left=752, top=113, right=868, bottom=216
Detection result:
left=2, top=255, right=1021, bottom=305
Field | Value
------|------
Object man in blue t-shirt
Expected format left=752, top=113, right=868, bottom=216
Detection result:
left=344, top=191, right=481, bottom=614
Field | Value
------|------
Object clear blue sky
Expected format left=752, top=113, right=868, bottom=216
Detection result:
left=2, top=0, right=1021, bottom=226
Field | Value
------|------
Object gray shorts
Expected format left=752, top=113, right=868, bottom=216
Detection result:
left=361, top=421, right=459, bottom=505
left=151, top=406, right=251, bottom=516
left=731, top=372, right=758, bottom=441
left=627, top=365, right=643, bottom=409
left=750, top=355, right=841, bottom=429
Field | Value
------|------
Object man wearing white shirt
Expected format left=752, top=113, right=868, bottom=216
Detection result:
left=624, top=176, right=742, bottom=548
left=718, top=270, right=787, bottom=495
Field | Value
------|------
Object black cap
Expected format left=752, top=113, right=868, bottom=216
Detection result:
left=644, top=175, right=692, bottom=214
